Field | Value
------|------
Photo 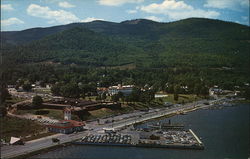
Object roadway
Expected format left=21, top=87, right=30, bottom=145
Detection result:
left=0, top=131, right=89, bottom=159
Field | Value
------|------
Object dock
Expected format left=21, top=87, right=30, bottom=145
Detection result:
left=189, top=129, right=202, bottom=145
left=73, top=128, right=204, bottom=150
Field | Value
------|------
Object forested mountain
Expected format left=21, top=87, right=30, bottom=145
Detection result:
left=1, top=18, right=250, bottom=91
left=2, top=26, right=144, bottom=66
left=2, top=18, right=249, bottom=68
left=2, top=18, right=248, bottom=44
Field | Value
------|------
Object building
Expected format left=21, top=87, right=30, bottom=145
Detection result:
left=47, top=120, right=85, bottom=134
left=155, top=94, right=168, bottom=98
left=108, top=84, right=134, bottom=96
left=10, top=137, right=24, bottom=145
left=209, top=87, right=222, bottom=96
left=7, top=85, right=15, bottom=88
left=64, top=107, right=72, bottom=120
left=97, top=87, right=108, bottom=95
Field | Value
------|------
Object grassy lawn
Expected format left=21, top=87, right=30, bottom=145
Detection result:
left=83, top=96, right=112, bottom=102
left=82, top=96, right=97, bottom=101
left=87, top=105, right=134, bottom=120
left=155, top=94, right=204, bottom=104
left=41, top=109, right=63, bottom=120
left=88, top=108, right=115, bottom=119
left=5, top=97, right=26, bottom=105
left=16, top=108, right=80, bottom=120
left=126, top=102, right=149, bottom=110
left=87, top=101, right=162, bottom=120
left=17, top=109, right=64, bottom=120
left=0, top=116, right=46, bottom=142
left=33, top=88, right=51, bottom=94
left=121, top=101, right=165, bottom=110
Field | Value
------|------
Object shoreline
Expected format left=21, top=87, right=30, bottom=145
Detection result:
left=10, top=143, right=71, bottom=159
left=6, top=98, right=247, bottom=159
left=73, top=142, right=204, bottom=150
left=18, top=108, right=203, bottom=158
left=10, top=112, right=190, bottom=159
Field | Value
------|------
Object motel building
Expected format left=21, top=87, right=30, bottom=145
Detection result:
left=108, top=84, right=134, bottom=96
left=47, top=120, right=85, bottom=134
left=47, top=107, right=85, bottom=134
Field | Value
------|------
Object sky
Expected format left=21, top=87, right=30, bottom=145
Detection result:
left=1, top=0, right=249, bottom=31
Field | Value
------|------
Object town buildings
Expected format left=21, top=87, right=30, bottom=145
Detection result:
left=97, top=84, right=134, bottom=96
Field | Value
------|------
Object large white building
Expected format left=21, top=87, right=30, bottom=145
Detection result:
left=108, top=84, right=134, bottom=96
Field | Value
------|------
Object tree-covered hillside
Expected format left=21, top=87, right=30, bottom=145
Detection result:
left=1, top=18, right=249, bottom=93
left=2, top=27, right=143, bottom=66
left=2, top=18, right=249, bottom=69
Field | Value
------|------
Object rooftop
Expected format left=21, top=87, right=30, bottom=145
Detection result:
left=47, top=120, right=85, bottom=129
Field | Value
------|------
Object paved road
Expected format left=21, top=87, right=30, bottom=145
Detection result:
left=1, top=98, right=229, bottom=159
left=99, top=102, right=205, bottom=130
left=0, top=131, right=90, bottom=159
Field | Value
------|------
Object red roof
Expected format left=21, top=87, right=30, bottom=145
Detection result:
left=63, top=107, right=73, bottom=112
left=97, top=87, right=108, bottom=91
left=47, top=120, right=85, bottom=129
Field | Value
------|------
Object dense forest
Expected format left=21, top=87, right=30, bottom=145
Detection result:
left=1, top=18, right=250, bottom=97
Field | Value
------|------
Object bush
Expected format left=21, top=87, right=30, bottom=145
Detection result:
left=149, top=134, right=160, bottom=140
left=32, top=96, right=43, bottom=106
left=22, top=83, right=32, bottom=91
left=35, top=110, right=49, bottom=115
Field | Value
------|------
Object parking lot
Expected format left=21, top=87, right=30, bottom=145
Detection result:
left=81, top=133, right=133, bottom=145
left=8, top=113, right=59, bottom=125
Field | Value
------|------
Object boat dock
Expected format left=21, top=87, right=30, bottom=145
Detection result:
left=189, top=129, right=202, bottom=144
left=73, top=128, right=204, bottom=150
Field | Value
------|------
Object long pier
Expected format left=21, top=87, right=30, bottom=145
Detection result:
left=189, top=129, right=202, bottom=145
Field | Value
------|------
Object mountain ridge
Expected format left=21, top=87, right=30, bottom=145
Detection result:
left=1, top=18, right=248, bottom=45
left=1, top=17, right=249, bottom=70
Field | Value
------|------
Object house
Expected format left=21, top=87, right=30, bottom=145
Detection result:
left=97, top=87, right=108, bottom=94
left=209, top=87, right=222, bottom=96
left=16, top=87, right=24, bottom=92
left=46, top=84, right=51, bottom=89
left=108, top=85, right=120, bottom=95
left=108, top=84, right=134, bottom=96
left=35, top=81, right=42, bottom=87
left=234, top=91, right=241, bottom=96
left=7, top=85, right=15, bottom=88
left=47, top=120, right=85, bottom=134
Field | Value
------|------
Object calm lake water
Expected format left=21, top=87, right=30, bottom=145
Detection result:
left=32, top=104, right=249, bottom=159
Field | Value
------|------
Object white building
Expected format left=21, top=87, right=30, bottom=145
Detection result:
left=108, top=84, right=134, bottom=96
left=209, top=87, right=222, bottom=96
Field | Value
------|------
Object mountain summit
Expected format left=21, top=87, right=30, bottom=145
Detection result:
left=2, top=18, right=249, bottom=69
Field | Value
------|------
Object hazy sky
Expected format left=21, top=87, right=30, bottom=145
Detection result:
left=1, top=0, right=249, bottom=31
